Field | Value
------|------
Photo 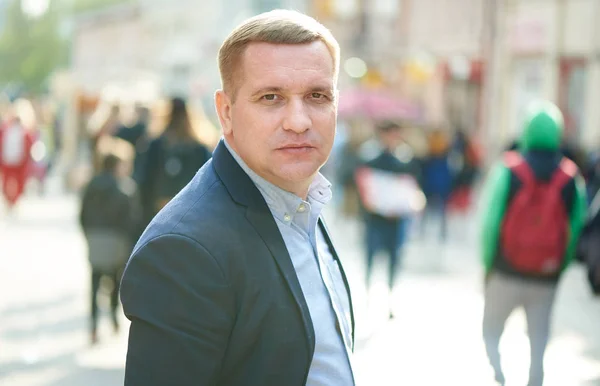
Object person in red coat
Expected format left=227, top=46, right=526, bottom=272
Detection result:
left=0, top=115, right=34, bottom=208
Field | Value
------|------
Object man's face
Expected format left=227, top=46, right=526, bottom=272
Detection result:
left=215, top=41, right=337, bottom=197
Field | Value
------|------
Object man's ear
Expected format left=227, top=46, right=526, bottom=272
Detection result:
left=215, top=90, right=233, bottom=136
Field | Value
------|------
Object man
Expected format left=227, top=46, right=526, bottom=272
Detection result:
left=120, top=10, right=355, bottom=386
left=480, top=101, right=587, bottom=386
left=355, top=121, right=421, bottom=318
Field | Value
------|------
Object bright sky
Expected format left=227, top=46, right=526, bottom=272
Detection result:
left=21, top=0, right=50, bottom=18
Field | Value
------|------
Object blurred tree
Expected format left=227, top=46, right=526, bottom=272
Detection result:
left=71, top=0, right=131, bottom=14
left=0, top=0, right=130, bottom=94
left=0, top=0, right=67, bottom=93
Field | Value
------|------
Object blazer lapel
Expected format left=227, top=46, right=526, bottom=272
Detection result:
left=318, top=219, right=356, bottom=349
left=245, top=207, right=316, bottom=351
left=212, top=140, right=315, bottom=353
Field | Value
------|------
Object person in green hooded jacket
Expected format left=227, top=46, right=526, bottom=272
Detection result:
left=480, top=101, right=587, bottom=386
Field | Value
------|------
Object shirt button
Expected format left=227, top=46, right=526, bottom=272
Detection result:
left=298, top=204, right=306, bottom=213
left=283, top=214, right=292, bottom=222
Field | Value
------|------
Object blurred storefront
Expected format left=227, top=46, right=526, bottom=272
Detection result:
left=442, top=57, right=485, bottom=133
left=492, top=0, right=600, bottom=152
left=558, top=58, right=587, bottom=141
left=317, top=0, right=600, bottom=158
left=312, top=0, right=485, bottom=136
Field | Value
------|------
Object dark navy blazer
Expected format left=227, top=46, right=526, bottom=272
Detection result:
left=120, top=140, right=355, bottom=386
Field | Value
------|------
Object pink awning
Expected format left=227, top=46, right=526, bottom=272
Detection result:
left=337, top=88, right=421, bottom=121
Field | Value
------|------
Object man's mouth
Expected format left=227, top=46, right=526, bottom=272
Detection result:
left=276, top=144, right=315, bottom=154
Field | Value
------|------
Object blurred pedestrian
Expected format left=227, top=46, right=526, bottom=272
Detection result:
left=355, top=121, right=422, bottom=318
left=421, top=128, right=453, bottom=242
left=136, top=97, right=212, bottom=228
left=87, top=102, right=121, bottom=172
left=447, top=128, right=482, bottom=214
left=115, top=104, right=151, bottom=184
left=115, top=104, right=149, bottom=148
left=480, top=101, right=587, bottom=386
left=120, top=10, right=355, bottom=385
left=337, top=138, right=363, bottom=217
left=79, top=137, right=140, bottom=345
left=28, top=101, right=57, bottom=195
left=0, top=99, right=35, bottom=210
left=577, top=186, right=600, bottom=295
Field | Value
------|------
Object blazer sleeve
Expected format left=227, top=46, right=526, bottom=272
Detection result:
left=120, top=233, right=235, bottom=386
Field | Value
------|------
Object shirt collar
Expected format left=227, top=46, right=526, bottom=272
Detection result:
left=223, top=139, right=332, bottom=224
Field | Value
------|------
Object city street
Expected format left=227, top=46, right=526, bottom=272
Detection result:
left=1, top=180, right=600, bottom=386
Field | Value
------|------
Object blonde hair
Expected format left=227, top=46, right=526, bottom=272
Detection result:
left=218, top=9, right=340, bottom=100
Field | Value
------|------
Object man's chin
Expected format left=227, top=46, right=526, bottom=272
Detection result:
left=268, top=165, right=319, bottom=190
left=278, top=162, right=321, bottom=179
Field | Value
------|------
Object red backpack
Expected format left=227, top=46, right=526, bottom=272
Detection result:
left=500, top=151, right=577, bottom=275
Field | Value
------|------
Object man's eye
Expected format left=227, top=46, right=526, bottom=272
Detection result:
left=310, top=93, right=331, bottom=101
left=262, top=94, right=278, bottom=101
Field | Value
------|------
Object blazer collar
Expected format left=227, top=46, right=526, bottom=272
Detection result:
left=212, top=139, right=264, bottom=208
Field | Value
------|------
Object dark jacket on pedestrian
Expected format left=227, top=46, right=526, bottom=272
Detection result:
left=80, top=171, right=140, bottom=236
left=115, top=119, right=149, bottom=184
left=120, top=140, right=355, bottom=386
left=80, top=170, right=140, bottom=272
left=137, top=135, right=211, bottom=226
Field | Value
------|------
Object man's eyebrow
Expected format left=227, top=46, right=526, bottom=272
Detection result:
left=249, top=85, right=335, bottom=98
left=250, top=87, right=283, bottom=98
left=309, top=86, right=335, bottom=94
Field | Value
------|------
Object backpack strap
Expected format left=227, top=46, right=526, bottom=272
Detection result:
left=550, top=157, right=578, bottom=190
left=504, top=151, right=535, bottom=185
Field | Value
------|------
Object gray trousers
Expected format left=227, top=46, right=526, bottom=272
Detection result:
left=483, top=272, right=557, bottom=386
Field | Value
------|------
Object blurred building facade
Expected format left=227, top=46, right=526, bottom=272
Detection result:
left=63, top=0, right=600, bottom=167
left=313, top=0, right=600, bottom=155
left=313, top=0, right=486, bottom=132
left=494, top=0, right=600, bottom=151
left=70, top=0, right=307, bottom=105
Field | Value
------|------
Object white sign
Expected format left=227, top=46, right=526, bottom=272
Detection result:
left=355, top=167, right=425, bottom=217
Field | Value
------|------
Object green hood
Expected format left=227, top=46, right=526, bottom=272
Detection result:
left=519, top=101, right=564, bottom=151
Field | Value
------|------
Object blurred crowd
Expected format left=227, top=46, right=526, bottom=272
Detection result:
left=0, top=93, right=220, bottom=343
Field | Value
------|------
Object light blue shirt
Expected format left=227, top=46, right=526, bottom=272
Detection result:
left=224, top=140, right=355, bottom=385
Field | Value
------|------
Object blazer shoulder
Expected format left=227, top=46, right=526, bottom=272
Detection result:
left=139, top=162, right=248, bottom=250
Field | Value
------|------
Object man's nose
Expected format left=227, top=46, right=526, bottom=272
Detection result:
left=282, top=98, right=311, bottom=134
